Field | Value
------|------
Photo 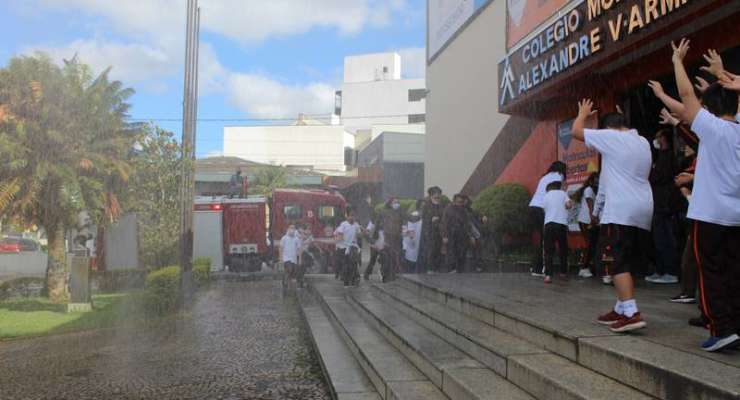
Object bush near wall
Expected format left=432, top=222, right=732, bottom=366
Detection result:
left=0, top=277, right=45, bottom=300
left=92, top=269, right=147, bottom=293
left=144, top=266, right=181, bottom=315
left=472, top=183, right=534, bottom=249
left=192, top=257, right=211, bottom=288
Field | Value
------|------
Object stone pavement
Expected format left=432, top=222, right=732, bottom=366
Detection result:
left=0, top=281, right=331, bottom=400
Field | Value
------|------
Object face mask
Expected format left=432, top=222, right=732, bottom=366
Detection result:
left=288, top=229, right=296, bottom=236
left=653, top=139, right=661, bottom=150
left=392, top=203, right=400, bottom=210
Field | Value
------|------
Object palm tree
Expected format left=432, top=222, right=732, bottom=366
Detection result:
left=252, top=167, right=289, bottom=197
left=0, top=54, right=138, bottom=302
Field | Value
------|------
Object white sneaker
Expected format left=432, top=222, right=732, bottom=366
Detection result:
left=645, top=273, right=661, bottom=283
left=602, top=275, right=613, bottom=285
left=531, top=271, right=546, bottom=277
left=578, top=268, right=593, bottom=278
left=655, top=274, right=679, bottom=284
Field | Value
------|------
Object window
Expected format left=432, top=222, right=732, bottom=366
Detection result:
left=408, top=113, right=426, bottom=124
left=408, top=88, right=426, bottom=102
left=283, top=204, right=303, bottom=220
left=334, top=90, right=342, bottom=116
left=318, top=205, right=342, bottom=226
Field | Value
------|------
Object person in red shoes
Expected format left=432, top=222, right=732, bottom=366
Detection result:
left=571, top=99, right=653, bottom=333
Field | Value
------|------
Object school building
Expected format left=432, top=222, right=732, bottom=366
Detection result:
left=426, top=0, right=740, bottom=197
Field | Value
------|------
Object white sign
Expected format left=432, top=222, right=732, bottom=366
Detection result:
left=428, top=0, right=475, bottom=60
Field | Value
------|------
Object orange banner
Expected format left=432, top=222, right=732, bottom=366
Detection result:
left=507, top=0, right=569, bottom=49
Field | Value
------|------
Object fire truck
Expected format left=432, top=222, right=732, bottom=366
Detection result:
left=193, top=188, right=346, bottom=272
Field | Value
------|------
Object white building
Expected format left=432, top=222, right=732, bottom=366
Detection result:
left=222, top=115, right=353, bottom=174
left=337, top=52, right=426, bottom=134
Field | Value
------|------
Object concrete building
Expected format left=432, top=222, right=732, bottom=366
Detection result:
left=425, top=0, right=740, bottom=198
left=222, top=115, right=353, bottom=174
left=357, top=130, right=426, bottom=201
left=337, top=52, right=426, bottom=134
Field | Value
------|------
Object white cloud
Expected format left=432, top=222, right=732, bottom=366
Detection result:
left=396, top=47, right=426, bottom=79
left=227, top=73, right=334, bottom=119
left=25, top=39, right=175, bottom=87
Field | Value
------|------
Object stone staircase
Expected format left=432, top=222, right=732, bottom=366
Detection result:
left=299, top=275, right=740, bottom=400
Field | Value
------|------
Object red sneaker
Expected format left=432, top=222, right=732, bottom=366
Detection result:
left=544, top=276, right=552, bottom=284
left=609, top=313, right=647, bottom=333
left=596, top=310, right=622, bottom=325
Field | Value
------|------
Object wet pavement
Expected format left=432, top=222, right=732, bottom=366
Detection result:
left=0, top=281, right=331, bottom=400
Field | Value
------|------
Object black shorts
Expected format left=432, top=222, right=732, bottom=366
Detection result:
left=602, top=224, right=647, bottom=275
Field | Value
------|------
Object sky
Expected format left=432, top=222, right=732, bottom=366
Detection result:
left=0, top=0, right=426, bottom=158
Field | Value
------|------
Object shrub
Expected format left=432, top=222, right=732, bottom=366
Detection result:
left=92, top=269, right=147, bottom=293
left=0, top=277, right=45, bottom=300
left=472, top=183, right=534, bottom=248
left=193, top=258, right=211, bottom=288
left=144, top=266, right=181, bottom=315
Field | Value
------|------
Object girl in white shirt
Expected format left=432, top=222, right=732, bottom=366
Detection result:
left=572, top=173, right=599, bottom=278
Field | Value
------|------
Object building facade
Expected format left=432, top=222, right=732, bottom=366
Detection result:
left=426, top=0, right=740, bottom=198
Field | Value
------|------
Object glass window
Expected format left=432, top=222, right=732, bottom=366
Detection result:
left=283, top=204, right=303, bottom=220
left=408, top=113, right=426, bottom=124
left=408, top=88, right=426, bottom=102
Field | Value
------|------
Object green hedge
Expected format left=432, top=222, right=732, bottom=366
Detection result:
left=92, top=269, right=147, bottom=293
left=472, top=183, right=533, bottom=245
left=144, top=266, right=181, bottom=315
left=193, top=258, right=211, bottom=288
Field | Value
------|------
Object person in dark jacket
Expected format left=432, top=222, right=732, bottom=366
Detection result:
left=441, top=194, right=474, bottom=273
left=420, top=186, right=445, bottom=273
left=381, top=197, right=405, bottom=282
left=647, top=129, right=683, bottom=284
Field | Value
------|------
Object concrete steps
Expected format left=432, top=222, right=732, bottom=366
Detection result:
left=398, top=276, right=740, bottom=400
left=367, top=283, right=652, bottom=400
left=298, top=292, right=381, bottom=400
left=347, top=289, right=536, bottom=400
left=306, top=280, right=448, bottom=400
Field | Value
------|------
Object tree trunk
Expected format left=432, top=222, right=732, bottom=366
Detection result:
left=46, top=225, right=69, bottom=303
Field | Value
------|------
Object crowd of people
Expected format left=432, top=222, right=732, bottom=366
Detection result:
left=281, top=38, right=739, bottom=352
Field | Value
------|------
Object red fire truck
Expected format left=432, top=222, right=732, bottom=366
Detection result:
left=193, top=188, right=346, bottom=272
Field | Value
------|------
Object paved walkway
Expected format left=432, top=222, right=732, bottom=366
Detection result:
left=0, top=281, right=331, bottom=400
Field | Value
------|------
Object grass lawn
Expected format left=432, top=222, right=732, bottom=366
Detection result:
left=0, top=291, right=151, bottom=340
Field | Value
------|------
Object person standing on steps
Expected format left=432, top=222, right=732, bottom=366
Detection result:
left=420, top=186, right=445, bottom=274
left=381, top=198, right=405, bottom=282
left=542, top=181, right=574, bottom=284
left=529, top=161, right=566, bottom=276
left=573, top=173, right=599, bottom=278
left=571, top=99, right=653, bottom=333
left=441, top=194, right=474, bottom=274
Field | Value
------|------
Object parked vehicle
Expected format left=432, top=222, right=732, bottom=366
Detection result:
left=0, top=240, right=21, bottom=254
left=193, top=187, right=346, bottom=273
left=0, top=237, right=38, bottom=252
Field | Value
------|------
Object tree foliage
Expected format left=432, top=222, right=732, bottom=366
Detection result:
left=472, top=183, right=533, bottom=245
left=251, top=167, right=288, bottom=197
left=0, top=54, right=139, bottom=302
left=123, top=126, right=182, bottom=269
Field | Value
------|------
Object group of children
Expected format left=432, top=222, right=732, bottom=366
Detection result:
left=532, top=39, right=740, bottom=352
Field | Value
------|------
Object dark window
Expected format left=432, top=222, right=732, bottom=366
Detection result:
left=334, top=90, right=342, bottom=116
left=382, top=66, right=388, bottom=73
left=408, top=88, right=426, bottom=102
left=283, top=204, right=303, bottom=220
left=408, top=113, right=426, bottom=124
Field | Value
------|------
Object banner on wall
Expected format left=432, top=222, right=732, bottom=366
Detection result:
left=557, top=117, right=599, bottom=231
left=428, top=0, right=491, bottom=61
left=507, top=0, right=570, bottom=49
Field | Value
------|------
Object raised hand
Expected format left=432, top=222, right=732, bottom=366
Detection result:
left=659, top=108, right=680, bottom=126
left=648, top=80, right=665, bottom=96
left=700, top=49, right=725, bottom=78
left=671, top=38, right=690, bottom=64
left=694, top=76, right=710, bottom=93
left=719, top=72, right=740, bottom=92
left=577, top=99, right=596, bottom=119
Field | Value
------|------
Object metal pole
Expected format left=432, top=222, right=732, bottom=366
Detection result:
left=180, top=0, right=199, bottom=294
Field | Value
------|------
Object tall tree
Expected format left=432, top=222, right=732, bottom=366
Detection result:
left=252, top=167, right=288, bottom=197
left=0, top=54, right=137, bottom=302
left=123, top=126, right=182, bottom=269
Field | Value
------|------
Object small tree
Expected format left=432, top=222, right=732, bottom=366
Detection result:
left=472, top=183, right=533, bottom=252
left=251, top=167, right=288, bottom=197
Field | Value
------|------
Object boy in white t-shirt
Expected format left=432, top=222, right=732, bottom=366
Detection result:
left=334, top=210, right=363, bottom=286
left=279, top=225, right=302, bottom=288
left=571, top=99, right=653, bottom=333
left=649, top=39, right=740, bottom=351
left=542, top=181, right=573, bottom=283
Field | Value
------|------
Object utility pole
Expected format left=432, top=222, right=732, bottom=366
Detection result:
left=180, top=0, right=200, bottom=296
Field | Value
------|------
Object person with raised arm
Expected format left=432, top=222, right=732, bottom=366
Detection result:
left=571, top=99, right=653, bottom=333
left=650, top=39, right=740, bottom=352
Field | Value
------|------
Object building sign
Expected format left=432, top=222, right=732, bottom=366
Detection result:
left=499, top=0, right=702, bottom=108
left=428, top=0, right=492, bottom=61
left=558, top=117, right=598, bottom=231
left=507, top=0, right=570, bottom=49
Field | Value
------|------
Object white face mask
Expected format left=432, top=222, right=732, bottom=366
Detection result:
left=392, top=203, right=400, bottom=210
left=653, top=139, right=661, bottom=150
